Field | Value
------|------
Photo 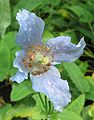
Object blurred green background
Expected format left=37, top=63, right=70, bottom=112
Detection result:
left=0, top=0, right=94, bottom=120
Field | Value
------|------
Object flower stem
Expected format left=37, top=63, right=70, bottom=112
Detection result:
left=50, top=106, right=54, bottom=114
left=48, top=100, right=51, bottom=114
left=45, top=95, right=48, bottom=112
left=38, top=93, right=46, bottom=110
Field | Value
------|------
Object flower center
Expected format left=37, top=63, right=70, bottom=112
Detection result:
left=23, top=45, right=53, bottom=75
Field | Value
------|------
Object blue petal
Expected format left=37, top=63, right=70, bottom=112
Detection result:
left=46, top=36, right=86, bottom=64
left=30, top=66, right=71, bottom=112
left=16, top=9, right=45, bottom=48
left=10, top=70, right=28, bottom=83
left=13, top=50, right=28, bottom=73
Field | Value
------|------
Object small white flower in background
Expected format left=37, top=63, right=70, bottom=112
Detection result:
left=10, top=9, right=86, bottom=112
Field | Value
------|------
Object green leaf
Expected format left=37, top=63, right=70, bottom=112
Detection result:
left=14, top=0, right=44, bottom=16
left=43, top=0, right=60, bottom=6
left=0, top=104, right=11, bottom=120
left=0, top=46, right=11, bottom=81
left=9, top=67, right=17, bottom=76
left=67, top=5, right=94, bottom=23
left=11, top=80, right=34, bottom=101
left=86, top=77, right=94, bottom=101
left=56, top=110, right=83, bottom=120
left=77, top=27, right=93, bottom=40
left=4, top=105, right=44, bottom=120
left=78, top=61, right=88, bottom=75
left=82, top=106, right=91, bottom=120
left=17, top=94, right=36, bottom=107
left=0, top=32, right=20, bottom=77
left=88, top=104, right=94, bottom=119
left=0, top=0, right=11, bottom=37
left=66, top=94, right=85, bottom=115
left=0, top=31, right=20, bottom=63
left=0, top=103, right=45, bottom=120
left=42, top=30, right=54, bottom=43
left=33, top=93, right=46, bottom=112
left=63, top=62, right=90, bottom=93
left=58, top=8, right=69, bottom=18
left=1, top=32, right=18, bottom=50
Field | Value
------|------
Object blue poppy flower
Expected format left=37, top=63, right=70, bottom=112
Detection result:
left=10, top=9, right=86, bottom=112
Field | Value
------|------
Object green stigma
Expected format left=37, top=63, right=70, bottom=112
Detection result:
left=35, top=53, right=50, bottom=65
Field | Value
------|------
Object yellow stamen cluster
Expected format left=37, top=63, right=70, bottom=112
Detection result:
left=23, top=45, right=53, bottom=75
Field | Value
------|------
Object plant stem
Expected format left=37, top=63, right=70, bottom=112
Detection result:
left=48, top=100, right=51, bottom=114
left=38, top=93, right=46, bottom=110
left=45, top=95, right=48, bottom=112
left=50, top=106, right=54, bottom=114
